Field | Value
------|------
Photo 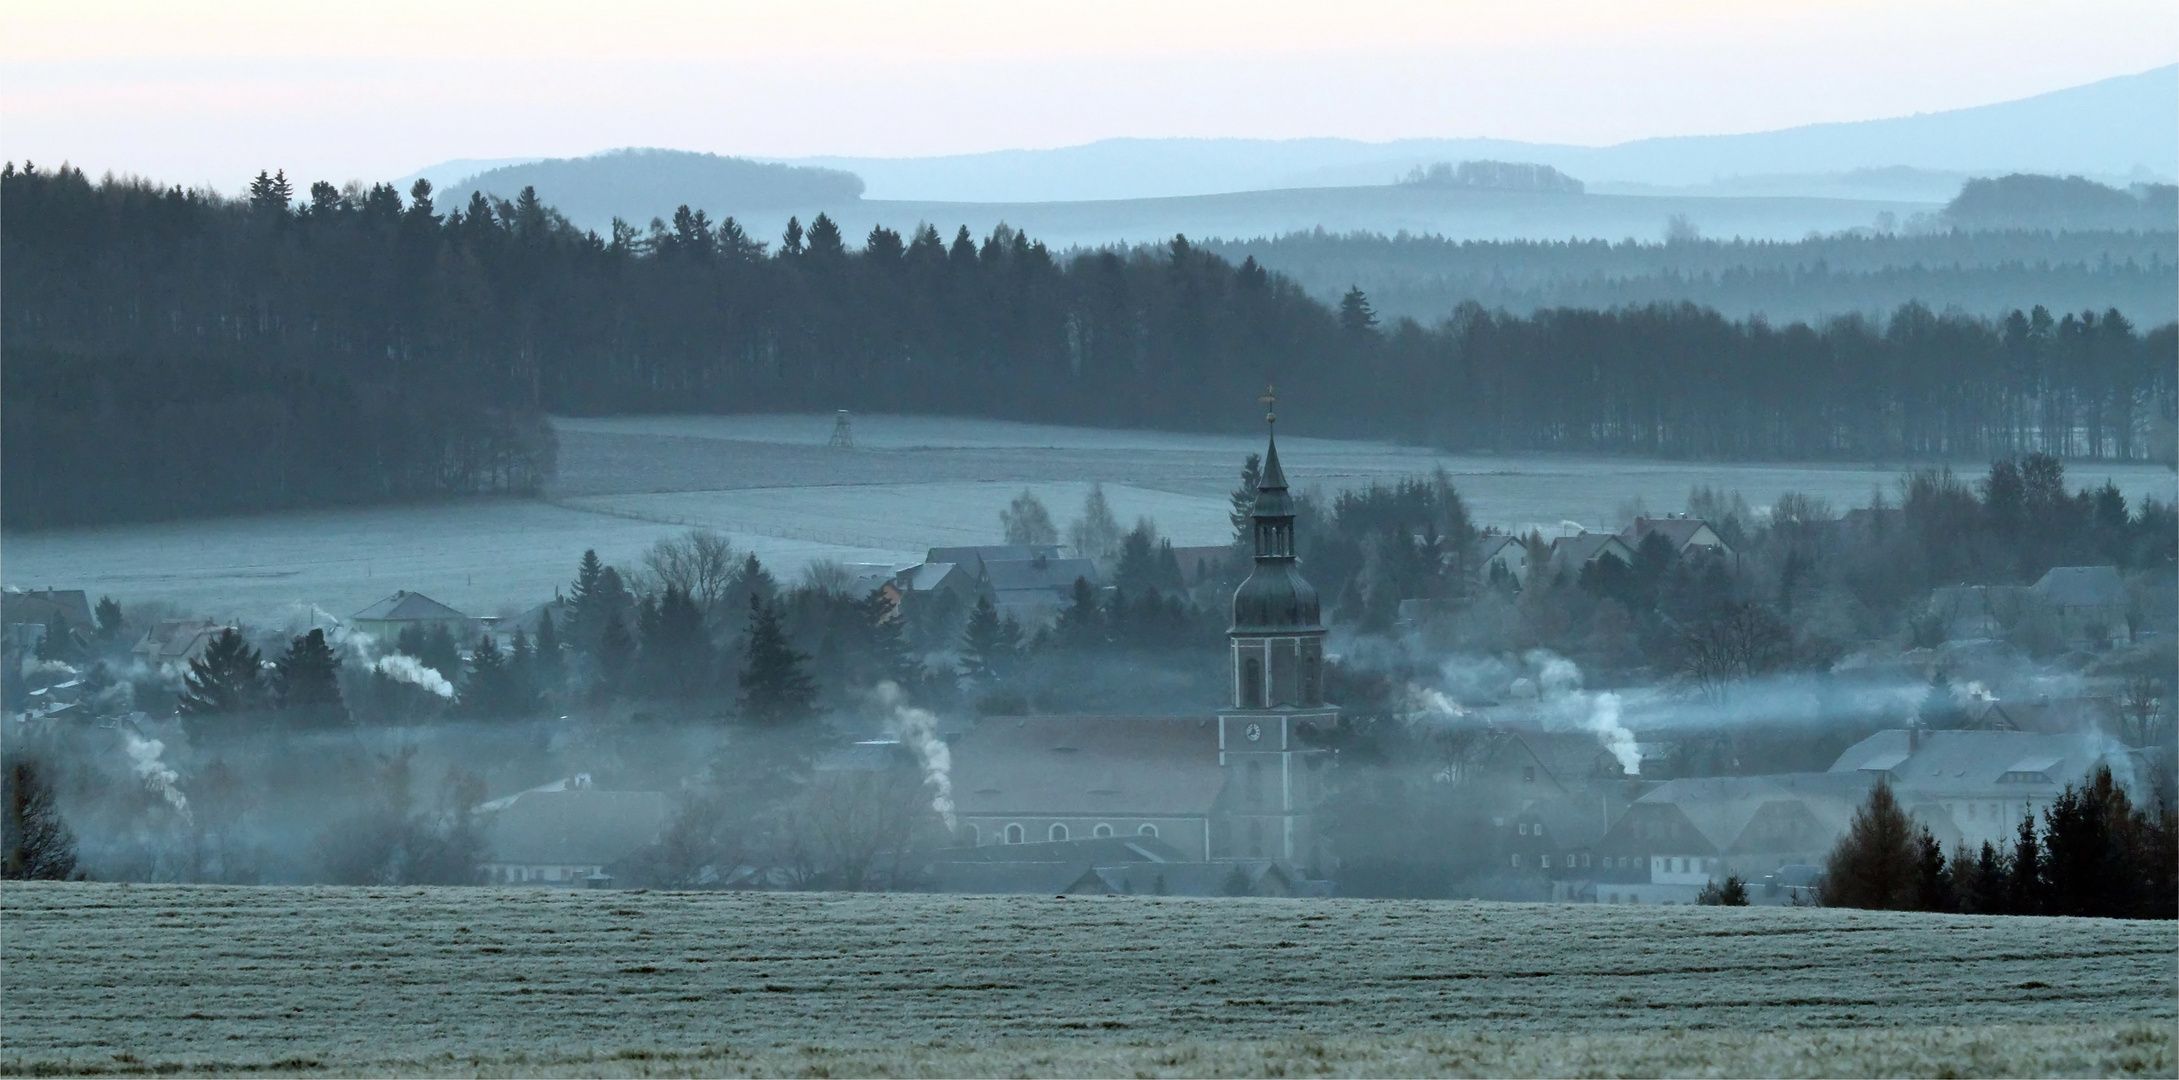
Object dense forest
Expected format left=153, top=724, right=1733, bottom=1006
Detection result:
left=5, top=162, right=2174, bottom=528
left=1203, top=228, right=2179, bottom=326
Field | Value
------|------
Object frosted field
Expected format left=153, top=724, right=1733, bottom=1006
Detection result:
left=5, top=413, right=2173, bottom=624
left=2, top=884, right=2172, bottom=1078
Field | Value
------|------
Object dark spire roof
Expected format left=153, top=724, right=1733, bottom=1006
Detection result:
left=1231, top=425, right=1319, bottom=635
left=1252, top=433, right=1294, bottom=519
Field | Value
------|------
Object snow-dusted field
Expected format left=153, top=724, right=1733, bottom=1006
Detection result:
left=6, top=413, right=2173, bottom=625
left=2, top=883, right=2171, bottom=1077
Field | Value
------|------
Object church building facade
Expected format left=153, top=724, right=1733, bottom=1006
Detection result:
left=948, top=407, right=1339, bottom=875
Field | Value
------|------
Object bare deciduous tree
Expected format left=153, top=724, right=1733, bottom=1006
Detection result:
left=643, top=529, right=739, bottom=616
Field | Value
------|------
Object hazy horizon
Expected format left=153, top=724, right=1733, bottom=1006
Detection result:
left=5, top=1, right=2175, bottom=193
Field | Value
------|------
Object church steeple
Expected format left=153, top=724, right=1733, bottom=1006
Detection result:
left=1229, top=387, right=1324, bottom=705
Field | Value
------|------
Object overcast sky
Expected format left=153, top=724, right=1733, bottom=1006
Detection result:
left=5, top=0, right=2175, bottom=193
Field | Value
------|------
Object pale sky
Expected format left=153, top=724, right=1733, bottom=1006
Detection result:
left=4, top=0, right=2175, bottom=193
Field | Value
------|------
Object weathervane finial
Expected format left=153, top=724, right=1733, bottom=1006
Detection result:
left=1258, top=384, right=1277, bottom=428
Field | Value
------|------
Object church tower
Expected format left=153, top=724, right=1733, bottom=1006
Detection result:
left=1217, top=389, right=1336, bottom=867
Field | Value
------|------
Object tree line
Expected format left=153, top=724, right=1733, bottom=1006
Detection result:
left=1821, top=768, right=2175, bottom=919
left=1202, top=228, right=2179, bottom=328
left=5, top=161, right=2174, bottom=527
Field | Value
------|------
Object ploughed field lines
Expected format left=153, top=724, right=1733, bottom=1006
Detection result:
left=3, top=884, right=2173, bottom=1074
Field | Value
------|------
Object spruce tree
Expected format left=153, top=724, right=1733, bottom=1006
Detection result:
left=34, top=614, right=78, bottom=664
left=1338, top=285, right=1378, bottom=336
left=2, top=757, right=78, bottom=880
left=1052, top=577, right=1104, bottom=651
left=959, top=595, right=1022, bottom=686
left=93, top=597, right=123, bottom=642
left=570, top=549, right=606, bottom=646
left=1231, top=452, right=1263, bottom=547
left=858, top=590, right=923, bottom=691
left=648, top=585, right=712, bottom=699
left=534, top=608, right=565, bottom=692
left=418, top=623, right=461, bottom=682
left=2009, top=812, right=2044, bottom=915
left=1819, top=780, right=1917, bottom=910
left=508, top=628, right=536, bottom=710
left=597, top=608, right=635, bottom=693
left=1912, top=827, right=1953, bottom=912
left=179, top=628, right=264, bottom=716
left=271, top=627, right=345, bottom=724
left=464, top=634, right=514, bottom=718
left=738, top=596, right=816, bottom=725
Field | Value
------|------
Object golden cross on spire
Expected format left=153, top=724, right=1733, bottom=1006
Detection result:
left=1258, top=384, right=1277, bottom=427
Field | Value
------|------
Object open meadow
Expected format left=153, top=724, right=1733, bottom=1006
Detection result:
left=1, top=882, right=2173, bottom=1077
left=4, top=413, right=2174, bottom=624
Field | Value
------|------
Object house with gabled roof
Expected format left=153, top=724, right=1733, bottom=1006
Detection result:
left=2029, top=566, right=2127, bottom=648
left=1619, top=516, right=1733, bottom=560
left=133, top=620, right=236, bottom=668
left=1476, top=533, right=1533, bottom=587
left=1829, top=727, right=2119, bottom=852
left=479, top=783, right=669, bottom=887
left=1546, top=532, right=1636, bottom=579
left=350, top=590, right=474, bottom=644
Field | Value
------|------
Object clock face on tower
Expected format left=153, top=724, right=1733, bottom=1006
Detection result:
left=1245, top=722, right=1262, bottom=742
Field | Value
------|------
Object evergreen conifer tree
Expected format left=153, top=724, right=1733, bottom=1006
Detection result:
left=1919, top=671, right=1967, bottom=729
left=418, top=624, right=461, bottom=683
left=959, top=595, right=1022, bottom=686
left=738, top=596, right=816, bottom=725
left=271, top=627, right=345, bottom=724
left=570, top=549, right=606, bottom=646
left=2009, top=812, right=2045, bottom=915
left=597, top=608, right=635, bottom=693
left=1338, top=285, right=1378, bottom=336
left=1819, top=780, right=1917, bottom=910
left=508, top=627, right=536, bottom=709
left=179, top=628, right=264, bottom=716
left=1912, top=827, right=1954, bottom=911
left=1231, top=452, right=1263, bottom=548
left=648, top=585, right=712, bottom=699
left=2, top=757, right=78, bottom=880
left=1053, top=577, right=1104, bottom=651
left=464, top=634, right=514, bottom=718
left=534, top=608, right=565, bottom=692
left=93, top=597, right=123, bottom=642
left=34, top=615, right=78, bottom=664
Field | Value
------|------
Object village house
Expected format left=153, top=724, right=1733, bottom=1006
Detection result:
left=2029, top=565, right=2128, bottom=648
left=1828, top=727, right=2118, bottom=853
left=1619, top=516, right=1734, bottom=561
left=1, top=587, right=96, bottom=653
left=132, top=620, right=237, bottom=668
left=1545, top=532, right=1637, bottom=579
left=478, top=779, right=668, bottom=887
left=1475, top=534, right=1533, bottom=587
left=350, top=590, right=475, bottom=644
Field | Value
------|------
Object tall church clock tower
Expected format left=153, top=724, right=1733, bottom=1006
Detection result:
left=1217, top=389, right=1336, bottom=867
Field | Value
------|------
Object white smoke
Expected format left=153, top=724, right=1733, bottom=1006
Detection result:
left=1524, top=649, right=1641, bottom=776
left=1402, top=685, right=1467, bottom=725
left=872, top=681, right=954, bottom=833
left=123, top=732, right=192, bottom=824
left=370, top=654, right=455, bottom=699
left=20, top=658, right=78, bottom=678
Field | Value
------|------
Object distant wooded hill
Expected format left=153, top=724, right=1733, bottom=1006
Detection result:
left=1944, top=174, right=2178, bottom=231
left=1202, top=228, right=2179, bottom=327
left=439, top=150, right=865, bottom=230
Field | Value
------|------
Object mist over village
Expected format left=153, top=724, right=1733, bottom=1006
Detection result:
left=2, top=4, right=2175, bottom=1077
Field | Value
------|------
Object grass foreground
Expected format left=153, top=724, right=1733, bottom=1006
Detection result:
left=2, top=883, right=2173, bottom=1077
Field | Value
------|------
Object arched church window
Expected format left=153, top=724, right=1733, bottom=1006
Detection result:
left=1138, top=824, right=1159, bottom=838
left=1093, top=823, right=1114, bottom=838
left=1050, top=823, right=1069, bottom=842
left=962, top=824, right=980, bottom=846
left=1241, top=657, right=1264, bottom=708
left=1005, top=823, right=1024, bottom=844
